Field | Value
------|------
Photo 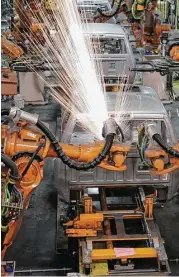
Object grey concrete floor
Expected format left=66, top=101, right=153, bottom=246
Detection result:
left=155, top=198, right=179, bottom=275
left=5, top=102, right=179, bottom=276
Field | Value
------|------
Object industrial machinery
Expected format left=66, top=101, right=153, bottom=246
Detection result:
left=2, top=87, right=179, bottom=275
left=64, top=187, right=170, bottom=275
left=1, top=86, right=179, bottom=274
left=91, top=0, right=172, bottom=49
left=162, top=30, right=179, bottom=61
left=77, top=0, right=116, bottom=23
left=131, top=30, right=179, bottom=100
left=54, top=85, right=179, bottom=275
left=93, top=0, right=150, bottom=21
left=1, top=0, right=179, bottom=274
left=1, top=109, right=130, bottom=264
left=58, top=85, right=179, bottom=208
left=157, top=0, right=179, bottom=29
left=132, top=58, right=179, bottom=76
left=8, top=23, right=136, bottom=89
left=1, top=0, right=47, bottom=105
left=11, top=23, right=135, bottom=85
left=78, top=23, right=136, bottom=84
left=3, top=87, right=177, bottom=274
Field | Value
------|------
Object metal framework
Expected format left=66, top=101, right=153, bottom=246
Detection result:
left=64, top=186, right=170, bottom=275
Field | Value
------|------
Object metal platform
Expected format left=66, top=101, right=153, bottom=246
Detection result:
left=64, top=186, right=170, bottom=275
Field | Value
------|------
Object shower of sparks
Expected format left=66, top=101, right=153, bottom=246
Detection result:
left=2, top=0, right=132, bottom=140
left=7, top=0, right=110, bottom=139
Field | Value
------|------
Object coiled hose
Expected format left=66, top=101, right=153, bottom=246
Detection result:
left=36, top=120, right=115, bottom=170
left=96, top=0, right=123, bottom=18
left=153, top=133, right=179, bottom=158
left=1, top=153, right=19, bottom=180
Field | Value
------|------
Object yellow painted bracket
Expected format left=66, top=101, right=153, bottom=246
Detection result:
left=92, top=248, right=157, bottom=260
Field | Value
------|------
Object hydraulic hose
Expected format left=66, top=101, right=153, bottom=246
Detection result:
left=21, top=142, right=45, bottom=177
left=6, top=107, right=117, bottom=170
left=152, top=133, right=179, bottom=158
left=116, top=124, right=125, bottom=142
left=96, top=0, right=123, bottom=18
left=1, top=153, right=19, bottom=180
left=111, top=0, right=115, bottom=8
left=36, top=120, right=115, bottom=170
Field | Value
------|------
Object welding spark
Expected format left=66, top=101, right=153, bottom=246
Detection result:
left=10, top=0, right=109, bottom=139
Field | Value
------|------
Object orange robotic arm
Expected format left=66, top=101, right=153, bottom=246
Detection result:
left=137, top=124, right=179, bottom=175
left=2, top=122, right=130, bottom=171
left=1, top=37, right=24, bottom=59
left=145, top=146, right=179, bottom=175
left=1, top=111, right=179, bottom=263
left=170, top=45, right=179, bottom=62
left=1, top=119, right=130, bottom=262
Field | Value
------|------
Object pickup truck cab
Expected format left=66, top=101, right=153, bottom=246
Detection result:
left=83, top=23, right=136, bottom=84
left=56, top=85, right=179, bottom=204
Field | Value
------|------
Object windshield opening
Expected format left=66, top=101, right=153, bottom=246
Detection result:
left=91, top=37, right=127, bottom=54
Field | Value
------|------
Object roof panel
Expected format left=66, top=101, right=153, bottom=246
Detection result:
left=83, top=23, right=125, bottom=35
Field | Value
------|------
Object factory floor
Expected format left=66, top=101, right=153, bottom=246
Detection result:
left=5, top=102, right=179, bottom=276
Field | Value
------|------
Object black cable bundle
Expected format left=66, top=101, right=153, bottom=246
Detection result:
left=153, top=133, right=179, bottom=158
left=96, top=0, right=123, bottom=18
left=36, top=120, right=115, bottom=170
left=1, top=153, right=19, bottom=180
left=1, top=108, right=116, bottom=170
